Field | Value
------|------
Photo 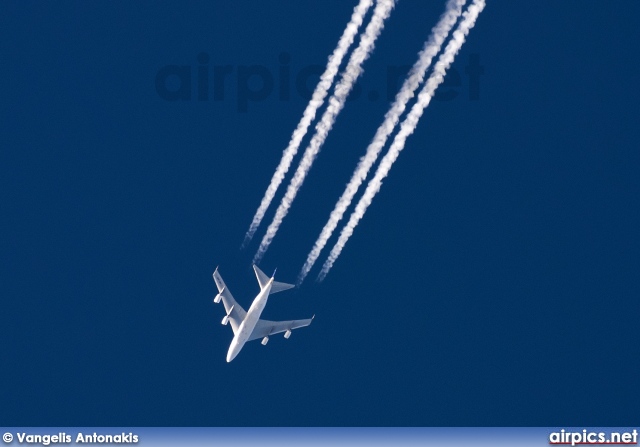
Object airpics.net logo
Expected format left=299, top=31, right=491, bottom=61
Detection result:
left=154, top=52, right=484, bottom=112
left=549, top=429, right=639, bottom=446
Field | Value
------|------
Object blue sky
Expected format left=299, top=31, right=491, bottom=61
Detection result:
left=1, top=1, right=639, bottom=425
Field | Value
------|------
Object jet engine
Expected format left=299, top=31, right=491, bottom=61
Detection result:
left=214, top=287, right=225, bottom=304
left=284, top=329, right=292, bottom=339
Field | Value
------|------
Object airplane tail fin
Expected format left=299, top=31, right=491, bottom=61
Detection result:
left=253, top=265, right=295, bottom=294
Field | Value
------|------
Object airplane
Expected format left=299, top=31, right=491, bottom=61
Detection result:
left=212, top=265, right=314, bottom=362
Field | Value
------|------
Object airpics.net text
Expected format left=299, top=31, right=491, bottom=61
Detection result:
left=155, top=52, right=484, bottom=111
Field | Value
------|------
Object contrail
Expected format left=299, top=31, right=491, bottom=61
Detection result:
left=253, top=0, right=396, bottom=265
left=319, top=0, right=486, bottom=281
left=298, top=0, right=467, bottom=285
left=242, top=0, right=374, bottom=248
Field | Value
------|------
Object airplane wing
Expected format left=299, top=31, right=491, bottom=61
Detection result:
left=247, top=316, right=314, bottom=342
left=212, top=268, right=247, bottom=335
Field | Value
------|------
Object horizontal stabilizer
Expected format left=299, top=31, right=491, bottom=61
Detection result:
left=253, top=264, right=294, bottom=294
left=270, top=281, right=294, bottom=294
left=253, top=264, right=270, bottom=290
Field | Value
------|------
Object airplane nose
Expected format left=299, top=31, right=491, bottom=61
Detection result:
left=226, top=340, right=240, bottom=362
left=226, top=349, right=239, bottom=362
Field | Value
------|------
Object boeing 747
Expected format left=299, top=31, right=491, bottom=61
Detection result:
left=213, top=265, right=314, bottom=362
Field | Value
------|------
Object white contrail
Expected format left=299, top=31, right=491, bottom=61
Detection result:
left=253, top=0, right=396, bottom=264
left=242, top=0, right=374, bottom=248
left=319, top=0, right=486, bottom=281
left=298, top=0, right=467, bottom=285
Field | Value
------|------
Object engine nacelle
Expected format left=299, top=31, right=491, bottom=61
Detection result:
left=214, top=287, right=225, bottom=304
left=221, top=315, right=229, bottom=326
left=284, top=329, right=292, bottom=339
left=261, top=336, right=269, bottom=346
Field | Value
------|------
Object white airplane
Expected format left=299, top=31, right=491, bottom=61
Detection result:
left=213, top=265, right=314, bottom=362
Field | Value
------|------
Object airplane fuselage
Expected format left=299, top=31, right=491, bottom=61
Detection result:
left=226, top=278, right=273, bottom=362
